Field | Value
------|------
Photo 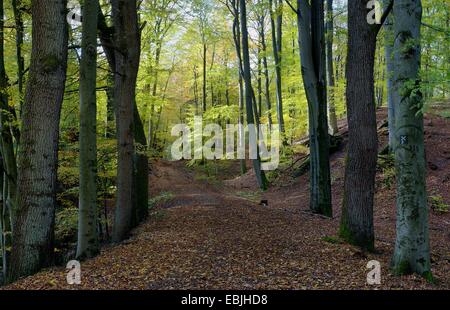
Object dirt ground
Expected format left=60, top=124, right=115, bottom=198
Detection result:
left=3, top=108, right=449, bottom=290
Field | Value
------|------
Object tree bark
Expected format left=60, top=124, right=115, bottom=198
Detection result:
left=111, top=0, right=141, bottom=242
left=8, top=0, right=68, bottom=282
left=326, top=0, right=338, bottom=135
left=339, top=0, right=379, bottom=250
left=202, top=43, right=207, bottom=113
left=11, top=0, right=24, bottom=117
left=259, top=13, right=273, bottom=128
left=296, top=0, right=332, bottom=217
left=97, top=4, right=148, bottom=229
left=0, top=0, right=16, bottom=282
left=391, top=0, right=431, bottom=280
left=269, top=0, right=285, bottom=135
left=240, top=0, right=266, bottom=190
left=230, top=0, right=247, bottom=175
left=77, top=0, right=100, bottom=260
left=384, top=0, right=395, bottom=151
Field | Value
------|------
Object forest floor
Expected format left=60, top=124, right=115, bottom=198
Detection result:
left=4, top=107, right=450, bottom=290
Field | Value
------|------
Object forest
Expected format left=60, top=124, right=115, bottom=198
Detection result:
left=0, top=0, right=448, bottom=291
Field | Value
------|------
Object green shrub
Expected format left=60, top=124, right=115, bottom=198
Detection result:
left=148, top=192, right=175, bottom=210
left=378, top=154, right=396, bottom=189
left=55, top=207, right=78, bottom=245
left=430, top=195, right=449, bottom=213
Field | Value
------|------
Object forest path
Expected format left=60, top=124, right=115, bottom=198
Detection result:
left=4, top=110, right=450, bottom=290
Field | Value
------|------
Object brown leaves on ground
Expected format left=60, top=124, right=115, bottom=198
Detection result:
left=3, top=109, right=449, bottom=290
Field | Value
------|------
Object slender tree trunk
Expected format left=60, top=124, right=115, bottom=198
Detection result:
left=296, top=0, right=332, bottom=217
left=111, top=0, right=140, bottom=242
left=98, top=7, right=115, bottom=139
left=105, top=72, right=115, bottom=138
left=326, top=0, right=338, bottom=135
left=339, top=1, right=379, bottom=250
left=0, top=0, right=16, bottom=282
left=77, top=0, right=100, bottom=260
left=259, top=14, right=273, bottom=128
left=148, top=43, right=162, bottom=147
left=391, top=0, right=431, bottom=280
left=0, top=0, right=18, bottom=226
left=202, top=43, right=207, bottom=113
left=193, top=65, right=199, bottom=115
left=0, top=164, right=6, bottom=283
left=210, top=44, right=216, bottom=107
left=269, top=0, right=285, bottom=135
left=8, top=0, right=68, bottom=282
left=240, top=0, right=267, bottom=190
left=231, top=0, right=246, bottom=175
left=11, top=0, right=24, bottom=116
left=132, top=102, right=149, bottom=227
left=152, top=66, right=173, bottom=147
left=384, top=0, right=395, bottom=151
left=257, top=47, right=263, bottom=119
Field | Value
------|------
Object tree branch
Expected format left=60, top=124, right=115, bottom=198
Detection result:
left=284, top=0, right=298, bottom=14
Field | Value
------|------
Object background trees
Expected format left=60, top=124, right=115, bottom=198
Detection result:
left=0, top=0, right=446, bottom=285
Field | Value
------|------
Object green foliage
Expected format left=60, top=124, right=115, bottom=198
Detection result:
left=377, top=154, right=396, bottom=189
left=55, top=208, right=78, bottom=245
left=148, top=191, right=175, bottom=210
left=429, top=194, right=449, bottom=214
left=321, top=236, right=342, bottom=244
left=235, top=191, right=261, bottom=203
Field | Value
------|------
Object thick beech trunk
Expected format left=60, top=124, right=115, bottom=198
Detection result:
left=296, top=0, right=332, bottom=217
left=8, top=0, right=68, bottom=282
left=339, top=1, right=379, bottom=250
left=391, top=0, right=431, bottom=280
left=111, top=0, right=141, bottom=242
left=77, top=0, right=100, bottom=260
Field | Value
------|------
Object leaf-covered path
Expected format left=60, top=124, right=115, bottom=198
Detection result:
left=4, top=111, right=450, bottom=290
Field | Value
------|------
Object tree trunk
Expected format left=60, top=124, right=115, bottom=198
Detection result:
left=391, top=0, right=431, bottom=280
left=384, top=0, right=395, bottom=151
left=231, top=0, right=247, bottom=175
left=12, top=0, right=24, bottom=116
left=339, top=0, right=379, bottom=250
left=148, top=43, right=162, bottom=147
left=259, top=14, right=273, bottom=128
left=257, top=47, right=262, bottom=119
left=111, top=0, right=140, bottom=242
left=77, top=0, right=100, bottom=260
left=105, top=72, right=115, bottom=138
left=240, top=0, right=267, bottom=191
left=97, top=4, right=148, bottom=231
left=202, top=43, right=207, bottom=113
left=326, top=0, right=338, bottom=135
left=296, top=0, right=332, bottom=217
left=0, top=0, right=16, bottom=282
left=8, top=0, right=68, bottom=282
left=269, top=0, right=285, bottom=135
